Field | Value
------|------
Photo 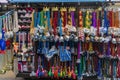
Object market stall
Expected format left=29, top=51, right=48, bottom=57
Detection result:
left=0, top=0, right=119, bottom=80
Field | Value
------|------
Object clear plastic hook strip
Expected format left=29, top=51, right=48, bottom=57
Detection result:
left=0, top=10, right=15, bottom=18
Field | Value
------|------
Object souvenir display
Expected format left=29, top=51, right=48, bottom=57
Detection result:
left=13, top=5, right=120, bottom=79
left=1, top=2, right=120, bottom=80
left=0, top=10, right=15, bottom=74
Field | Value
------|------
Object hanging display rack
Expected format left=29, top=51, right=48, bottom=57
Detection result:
left=7, top=0, right=119, bottom=10
left=9, top=0, right=106, bottom=3
left=8, top=0, right=120, bottom=4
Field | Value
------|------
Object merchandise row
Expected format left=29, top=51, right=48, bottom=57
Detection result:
left=14, top=6, right=120, bottom=79
left=1, top=5, right=120, bottom=79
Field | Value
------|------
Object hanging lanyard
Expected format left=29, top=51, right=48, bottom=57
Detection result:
left=83, top=11, right=86, bottom=28
left=9, top=14, right=13, bottom=34
left=64, top=41, right=71, bottom=62
left=53, top=11, right=58, bottom=35
left=44, top=11, right=47, bottom=28
left=108, top=10, right=113, bottom=35
left=115, top=11, right=119, bottom=28
left=42, top=40, right=49, bottom=55
left=43, top=10, right=48, bottom=36
left=37, top=56, right=41, bottom=77
left=63, top=10, right=67, bottom=27
left=79, top=11, right=83, bottom=28
left=111, top=9, right=116, bottom=57
left=99, top=42, right=103, bottom=56
left=37, top=12, right=40, bottom=26
left=27, top=33, right=31, bottom=48
left=69, top=36, right=74, bottom=54
left=117, top=61, right=119, bottom=79
left=22, top=32, right=26, bottom=52
left=8, top=15, right=10, bottom=33
left=98, top=53, right=103, bottom=79
left=98, top=58, right=101, bottom=78
left=117, top=60, right=120, bottom=77
left=58, top=11, right=60, bottom=28
left=59, top=18, right=63, bottom=62
left=5, top=15, right=9, bottom=38
left=54, top=56, right=58, bottom=78
left=117, top=43, right=120, bottom=58
left=47, top=11, right=51, bottom=29
left=113, top=60, right=117, bottom=78
left=109, top=11, right=113, bottom=27
left=92, top=11, right=97, bottom=28
left=40, top=11, right=44, bottom=27
left=104, top=11, right=107, bottom=28
left=112, top=10, right=115, bottom=27
left=71, top=11, right=76, bottom=27
left=96, top=10, right=101, bottom=39
left=18, top=32, right=21, bottom=51
left=86, top=10, right=90, bottom=29
left=41, top=54, right=45, bottom=74
left=88, top=42, right=93, bottom=73
left=79, top=11, right=84, bottom=41
left=107, top=42, right=110, bottom=56
left=9, top=15, right=13, bottom=31
left=106, top=42, right=110, bottom=76
left=59, top=44, right=62, bottom=62
left=118, top=10, right=120, bottom=35
left=22, top=32, right=24, bottom=50
left=96, top=10, right=100, bottom=36
left=77, top=41, right=81, bottom=59
left=111, top=41, right=115, bottom=57
left=88, top=42, right=93, bottom=53
left=61, top=8, right=67, bottom=27
left=59, top=38, right=71, bottom=62
left=77, top=41, right=82, bottom=77
left=93, top=11, right=97, bottom=36
left=85, top=10, right=91, bottom=41
left=103, top=10, right=109, bottom=35
left=34, top=11, right=37, bottom=27
left=68, top=8, right=72, bottom=26
left=43, top=11, right=47, bottom=27
left=37, top=40, right=43, bottom=54
left=30, top=11, right=34, bottom=35
left=59, top=18, right=62, bottom=37
left=3, top=17, right=5, bottom=31
left=0, top=18, right=2, bottom=33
